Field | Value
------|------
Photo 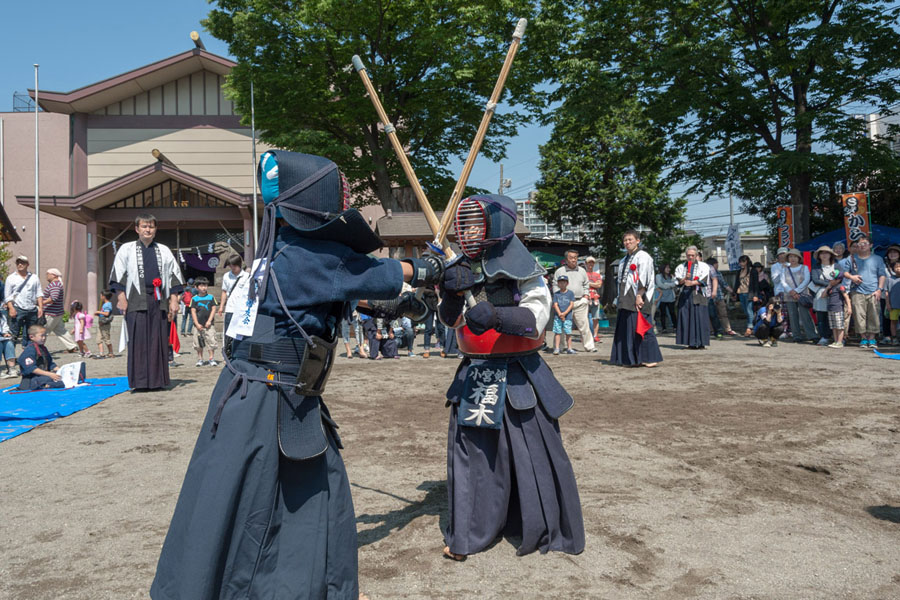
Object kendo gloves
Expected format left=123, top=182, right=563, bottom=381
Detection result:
left=359, top=291, right=429, bottom=322
left=438, top=260, right=476, bottom=325
left=403, top=255, right=444, bottom=288
left=442, top=260, right=476, bottom=293
left=465, top=302, right=538, bottom=337
left=440, top=260, right=537, bottom=337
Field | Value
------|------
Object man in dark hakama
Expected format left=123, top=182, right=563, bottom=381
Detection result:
left=609, top=229, right=663, bottom=367
left=109, top=214, right=183, bottom=390
left=674, top=245, right=712, bottom=349
left=438, top=194, right=585, bottom=560
left=151, top=151, right=442, bottom=600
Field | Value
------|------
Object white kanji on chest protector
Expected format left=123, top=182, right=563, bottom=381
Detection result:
left=458, top=361, right=508, bottom=430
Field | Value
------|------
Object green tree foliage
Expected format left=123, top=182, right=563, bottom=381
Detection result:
left=205, top=0, right=548, bottom=211
left=642, top=230, right=703, bottom=274
left=0, top=243, right=11, bottom=281
left=568, top=0, right=900, bottom=243
left=534, top=90, right=686, bottom=304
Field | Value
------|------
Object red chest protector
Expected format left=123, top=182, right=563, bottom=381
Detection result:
left=456, top=325, right=543, bottom=359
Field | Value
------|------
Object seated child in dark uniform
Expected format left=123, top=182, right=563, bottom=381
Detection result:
left=17, top=325, right=65, bottom=390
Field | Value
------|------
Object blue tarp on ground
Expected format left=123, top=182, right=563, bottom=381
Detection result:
left=0, top=377, right=130, bottom=443
left=796, top=224, right=900, bottom=253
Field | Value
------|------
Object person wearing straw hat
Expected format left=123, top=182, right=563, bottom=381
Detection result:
left=783, top=248, right=817, bottom=343
left=810, top=246, right=843, bottom=346
left=40, top=268, right=78, bottom=353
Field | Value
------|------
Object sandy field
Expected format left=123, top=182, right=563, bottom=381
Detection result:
left=1, top=320, right=899, bottom=600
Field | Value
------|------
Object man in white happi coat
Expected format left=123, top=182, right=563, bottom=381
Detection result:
left=674, top=245, right=712, bottom=349
left=610, top=229, right=662, bottom=366
left=109, top=214, right=184, bottom=390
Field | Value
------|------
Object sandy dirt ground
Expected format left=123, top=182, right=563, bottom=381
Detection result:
left=1, top=320, right=899, bottom=600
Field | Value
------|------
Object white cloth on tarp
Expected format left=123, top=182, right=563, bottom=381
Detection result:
left=57, top=361, right=86, bottom=388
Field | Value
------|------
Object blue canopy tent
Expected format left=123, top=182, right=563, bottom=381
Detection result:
left=796, top=224, right=900, bottom=254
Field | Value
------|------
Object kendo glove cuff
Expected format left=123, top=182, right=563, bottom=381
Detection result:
left=494, top=306, right=538, bottom=338
left=441, top=260, right=475, bottom=293
left=464, top=301, right=499, bottom=335
left=438, top=292, right=465, bottom=327
left=403, top=255, right=444, bottom=288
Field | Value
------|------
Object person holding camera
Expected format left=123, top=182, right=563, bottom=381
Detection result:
left=754, top=297, right=784, bottom=347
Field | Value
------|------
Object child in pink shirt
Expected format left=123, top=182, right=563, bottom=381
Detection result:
left=71, top=301, right=93, bottom=357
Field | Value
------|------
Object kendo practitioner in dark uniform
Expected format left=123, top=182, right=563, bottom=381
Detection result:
left=438, top=194, right=585, bottom=560
left=17, top=325, right=65, bottom=390
left=151, top=151, right=442, bottom=600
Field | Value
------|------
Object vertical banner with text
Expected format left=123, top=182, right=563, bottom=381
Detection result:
left=775, top=205, right=794, bottom=249
left=841, top=192, right=871, bottom=244
left=725, top=223, right=741, bottom=270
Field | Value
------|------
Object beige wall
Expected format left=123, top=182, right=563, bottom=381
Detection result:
left=87, top=127, right=267, bottom=193
left=92, top=70, right=235, bottom=117
left=0, top=112, right=87, bottom=309
left=702, top=235, right=771, bottom=268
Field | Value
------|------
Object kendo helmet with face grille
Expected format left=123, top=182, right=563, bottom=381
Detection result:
left=454, top=195, right=518, bottom=259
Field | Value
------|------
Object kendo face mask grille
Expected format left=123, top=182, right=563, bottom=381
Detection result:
left=455, top=197, right=488, bottom=259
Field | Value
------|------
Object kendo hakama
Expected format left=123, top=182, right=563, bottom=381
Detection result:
left=124, top=294, right=171, bottom=389
left=440, top=194, right=584, bottom=558
left=152, top=151, right=407, bottom=600
left=674, top=261, right=711, bottom=349
left=444, top=350, right=585, bottom=556
left=609, top=309, right=663, bottom=366
left=109, top=240, right=183, bottom=390
left=609, top=249, right=663, bottom=366
left=675, top=291, right=711, bottom=348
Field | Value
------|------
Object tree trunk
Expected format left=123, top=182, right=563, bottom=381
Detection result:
left=601, top=238, right=619, bottom=308
left=371, top=153, right=397, bottom=212
left=789, top=172, right=811, bottom=244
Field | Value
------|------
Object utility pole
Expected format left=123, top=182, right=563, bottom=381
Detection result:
left=34, top=64, right=40, bottom=275
left=250, top=79, right=258, bottom=252
left=498, top=163, right=511, bottom=195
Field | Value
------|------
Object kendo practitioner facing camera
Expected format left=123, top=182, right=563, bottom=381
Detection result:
left=151, top=151, right=442, bottom=600
left=439, top=195, right=585, bottom=560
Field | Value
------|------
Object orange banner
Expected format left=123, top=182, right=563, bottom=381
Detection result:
left=775, top=205, right=793, bottom=249
left=841, top=192, right=871, bottom=244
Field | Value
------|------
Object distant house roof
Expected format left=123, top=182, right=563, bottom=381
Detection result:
left=30, top=49, right=236, bottom=114
left=17, top=161, right=251, bottom=225
left=376, top=211, right=529, bottom=242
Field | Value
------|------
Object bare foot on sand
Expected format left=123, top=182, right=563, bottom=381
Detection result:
left=442, top=545, right=466, bottom=561
left=359, top=593, right=370, bottom=600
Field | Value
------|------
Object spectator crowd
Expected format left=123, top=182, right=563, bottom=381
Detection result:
left=2, top=231, right=898, bottom=387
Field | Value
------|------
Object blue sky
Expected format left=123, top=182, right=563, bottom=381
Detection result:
left=0, top=0, right=745, bottom=235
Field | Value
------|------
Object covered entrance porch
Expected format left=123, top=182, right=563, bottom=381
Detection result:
left=19, top=160, right=256, bottom=313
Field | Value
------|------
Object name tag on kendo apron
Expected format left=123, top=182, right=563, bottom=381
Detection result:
left=458, top=360, right=508, bottom=429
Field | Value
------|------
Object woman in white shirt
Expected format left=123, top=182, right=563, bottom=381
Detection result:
left=782, top=248, right=817, bottom=342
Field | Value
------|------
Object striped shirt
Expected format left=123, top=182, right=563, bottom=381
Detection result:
left=42, top=279, right=65, bottom=316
